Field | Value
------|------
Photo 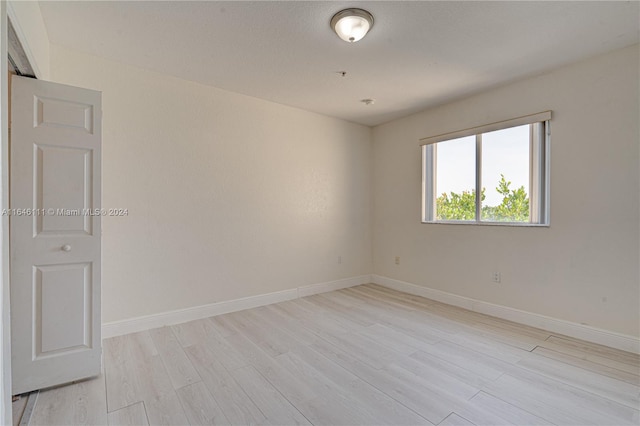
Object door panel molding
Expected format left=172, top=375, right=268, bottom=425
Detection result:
left=34, top=96, right=93, bottom=134
left=33, top=144, right=93, bottom=236
left=34, top=262, right=92, bottom=359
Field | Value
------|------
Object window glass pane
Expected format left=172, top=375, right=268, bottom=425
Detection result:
left=481, top=124, right=530, bottom=222
left=435, top=135, right=476, bottom=221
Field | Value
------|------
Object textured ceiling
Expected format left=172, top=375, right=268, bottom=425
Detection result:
left=39, top=1, right=640, bottom=126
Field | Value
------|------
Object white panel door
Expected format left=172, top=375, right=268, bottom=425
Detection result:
left=9, top=76, right=101, bottom=394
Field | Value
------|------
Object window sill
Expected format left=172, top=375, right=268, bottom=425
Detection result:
left=421, top=220, right=550, bottom=228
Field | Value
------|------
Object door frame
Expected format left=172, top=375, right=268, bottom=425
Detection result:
left=1, top=0, right=12, bottom=423
left=1, top=2, right=43, bottom=420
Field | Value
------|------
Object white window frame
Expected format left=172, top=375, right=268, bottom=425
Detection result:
left=421, top=111, right=551, bottom=226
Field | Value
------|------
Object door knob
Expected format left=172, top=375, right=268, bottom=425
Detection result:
left=61, top=244, right=72, bottom=252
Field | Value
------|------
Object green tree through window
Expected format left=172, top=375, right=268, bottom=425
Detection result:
left=436, top=175, right=529, bottom=222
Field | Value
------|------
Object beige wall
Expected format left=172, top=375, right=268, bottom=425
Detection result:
left=372, top=44, right=639, bottom=337
left=46, top=40, right=640, bottom=338
left=50, top=45, right=373, bottom=324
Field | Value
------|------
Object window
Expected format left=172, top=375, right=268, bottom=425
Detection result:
left=421, top=111, right=551, bottom=225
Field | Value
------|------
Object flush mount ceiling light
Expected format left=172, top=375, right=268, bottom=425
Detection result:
left=330, top=8, right=374, bottom=43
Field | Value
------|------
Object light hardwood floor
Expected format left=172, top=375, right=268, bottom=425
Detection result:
left=27, top=284, right=640, bottom=425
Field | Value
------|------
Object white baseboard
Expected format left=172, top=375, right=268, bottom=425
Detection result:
left=104, top=273, right=639, bottom=354
left=372, top=274, right=640, bottom=354
left=102, top=274, right=372, bottom=338
left=297, top=275, right=371, bottom=298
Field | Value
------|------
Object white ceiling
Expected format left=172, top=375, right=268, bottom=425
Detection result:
left=39, top=1, right=639, bottom=126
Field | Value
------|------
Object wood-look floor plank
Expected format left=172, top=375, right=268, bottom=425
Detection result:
left=305, top=294, right=377, bottom=327
left=149, top=326, right=201, bottom=389
left=328, top=286, right=408, bottom=311
left=176, top=381, right=229, bottom=426
left=469, top=311, right=553, bottom=341
left=517, top=350, right=640, bottom=408
left=484, top=375, right=600, bottom=425
left=278, top=346, right=430, bottom=425
left=423, top=302, right=549, bottom=349
left=539, top=336, right=640, bottom=374
left=225, top=327, right=391, bottom=425
left=143, top=391, right=190, bottom=425
left=171, top=318, right=220, bottom=348
left=172, top=318, right=248, bottom=371
left=338, top=287, right=417, bottom=314
left=353, top=284, right=436, bottom=311
left=532, top=346, right=640, bottom=385
left=402, top=350, right=494, bottom=390
left=317, top=329, right=401, bottom=369
left=372, top=300, right=462, bottom=338
left=445, top=331, right=528, bottom=364
left=103, top=335, right=141, bottom=412
left=415, top=340, right=517, bottom=380
left=230, top=365, right=311, bottom=426
left=185, top=343, right=266, bottom=425
left=359, top=323, right=436, bottom=355
left=276, top=348, right=366, bottom=404
left=107, top=402, right=148, bottom=426
left=268, top=300, right=355, bottom=339
left=311, top=337, right=464, bottom=425
left=188, top=339, right=248, bottom=378
left=182, top=318, right=247, bottom=370
left=292, top=297, right=366, bottom=333
left=104, top=332, right=175, bottom=413
left=132, top=355, right=175, bottom=404
left=339, top=289, right=462, bottom=341
left=12, top=393, right=28, bottom=426
left=470, top=321, right=545, bottom=351
left=222, top=309, right=301, bottom=358
left=278, top=348, right=428, bottom=425
left=484, top=370, right=639, bottom=425
left=18, top=391, right=37, bottom=426
left=250, top=305, right=318, bottom=345
left=546, top=335, right=640, bottom=366
left=273, top=299, right=319, bottom=317
left=207, top=314, right=240, bottom=338
left=420, top=301, right=489, bottom=327
left=30, top=375, right=108, bottom=426
left=438, top=413, right=475, bottom=426
left=127, top=330, right=158, bottom=356
left=456, top=391, right=553, bottom=425
left=384, top=360, right=479, bottom=401
left=222, top=330, right=319, bottom=404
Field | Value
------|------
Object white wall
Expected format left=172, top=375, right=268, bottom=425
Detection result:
left=44, top=39, right=640, bottom=341
left=7, top=0, right=49, bottom=79
left=372, top=44, right=639, bottom=338
left=50, top=45, right=372, bottom=324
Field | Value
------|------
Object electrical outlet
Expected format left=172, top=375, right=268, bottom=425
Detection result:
left=492, top=271, right=501, bottom=283
left=395, top=256, right=400, bottom=265
left=338, top=256, right=342, bottom=264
